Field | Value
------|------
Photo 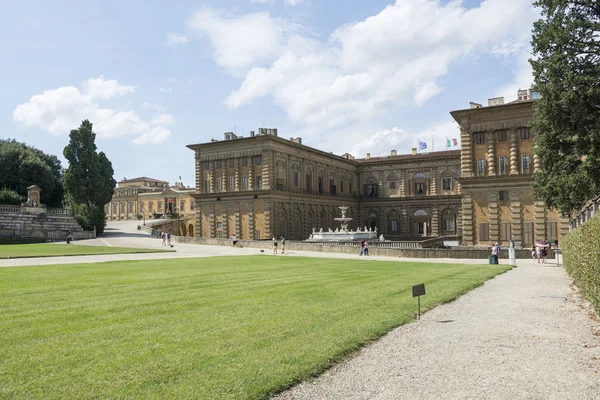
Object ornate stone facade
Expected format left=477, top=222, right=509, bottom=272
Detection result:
left=187, top=132, right=461, bottom=241
left=450, top=93, right=570, bottom=248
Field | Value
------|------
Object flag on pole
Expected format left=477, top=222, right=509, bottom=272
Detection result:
left=418, top=141, right=428, bottom=150
left=452, top=138, right=458, bottom=146
left=446, top=138, right=451, bottom=148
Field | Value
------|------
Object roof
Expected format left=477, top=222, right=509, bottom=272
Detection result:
left=450, top=99, right=535, bottom=115
left=118, top=176, right=168, bottom=183
left=357, top=149, right=460, bottom=163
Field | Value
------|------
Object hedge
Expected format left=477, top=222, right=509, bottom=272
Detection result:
left=563, top=212, right=600, bottom=315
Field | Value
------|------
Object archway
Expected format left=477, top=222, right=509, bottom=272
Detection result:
left=188, top=224, right=194, bottom=237
left=412, top=209, right=430, bottom=237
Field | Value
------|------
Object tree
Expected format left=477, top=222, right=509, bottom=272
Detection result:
left=63, top=120, right=116, bottom=235
left=531, top=0, right=600, bottom=215
left=0, top=139, right=64, bottom=207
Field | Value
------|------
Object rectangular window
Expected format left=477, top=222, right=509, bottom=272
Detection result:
left=204, top=179, right=210, bottom=193
left=340, top=181, right=344, bottom=193
left=158, top=202, right=163, bottom=211
left=522, top=155, right=531, bottom=173
left=389, top=181, right=396, bottom=193
left=180, top=201, right=185, bottom=212
left=499, top=190, right=509, bottom=201
left=128, top=203, right=133, bottom=213
left=241, top=157, right=247, bottom=166
left=148, top=202, right=153, bottom=213
left=255, top=175, right=262, bottom=190
left=501, top=223, right=512, bottom=241
left=203, top=161, right=210, bottom=170
left=479, top=223, right=489, bottom=241
left=475, top=132, right=485, bottom=144
left=349, top=182, right=353, bottom=194
left=497, top=130, right=507, bottom=142
left=293, top=171, right=299, bottom=187
left=255, top=155, right=262, bottom=165
left=442, top=178, right=453, bottom=191
left=306, top=175, right=312, bottom=191
left=390, top=220, right=399, bottom=232
left=444, top=218, right=455, bottom=232
left=366, top=183, right=378, bottom=197
left=228, top=159, right=235, bottom=168
left=190, top=200, right=195, bottom=210
left=547, top=222, right=558, bottom=240
left=523, top=222, right=534, bottom=246
left=229, top=177, right=235, bottom=191
left=216, top=178, right=223, bottom=192
left=215, top=160, right=222, bottom=169
left=498, top=156, right=508, bottom=175
left=415, top=183, right=425, bottom=196
left=519, top=127, right=531, bottom=139
left=477, top=159, right=486, bottom=176
left=242, top=176, right=248, bottom=190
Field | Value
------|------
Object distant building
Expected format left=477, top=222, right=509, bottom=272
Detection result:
left=105, top=177, right=195, bottom=223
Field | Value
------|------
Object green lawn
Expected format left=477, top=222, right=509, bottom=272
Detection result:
left=0, top=243, right=169, bottom=259
left=0, top=256, right=510, bottom=399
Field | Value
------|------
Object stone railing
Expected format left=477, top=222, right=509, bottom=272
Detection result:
left=0, top=204, right=22, bottom=213
left=0, top=204, right=73, bottom=216
left=297, top=240, right=423, bottom=249
left=46, top=207, right=73, bottom=216
left=0, top=228, right=95, bottom=241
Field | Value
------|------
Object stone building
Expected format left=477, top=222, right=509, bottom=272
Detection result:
left=187, top=130, right=461, bottom=241
left=106, top=177, right=196, bottom=223
left=450, top=89, right=570, bottom=248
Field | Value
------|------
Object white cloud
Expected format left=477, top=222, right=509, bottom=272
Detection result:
left=164, top=33, right=188, bottom=46
left=192, top=0, right=537, bottom=133
left=250, top=0, right=275, bottom=4
left=13, top=78, right=173, bottom=144
left=495, top=46, right=535, bottom=102
left=151, top=113, right=175, bottom=125
left=159, top=87, right=173, bottom=93
left=142, top=102, right=164, bottom=111
left=285, top=0, right=306, bottom=5
left=82, top=75, right=135, bottom=100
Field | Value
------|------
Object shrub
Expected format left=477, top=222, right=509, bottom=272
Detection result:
left=563, top=213, right=600, bottom=315
left=136, top=213, right=143, bottom=220
left=0, top=187, right=25, bottom=205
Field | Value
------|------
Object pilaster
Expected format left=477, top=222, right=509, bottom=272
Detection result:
left=248, top=156, right=254, bottom=191
left=262, top=150, right=273, bottom=190
left=209, top=203, right=215, bottom=239
left=533, top=146, right=542, bottom=173
left=431, top=168, right=438, bottom=195
left=534, top=200, right=546, bottom=241
left=248, top=201, right=255, bottom=240
left=456, top=207, right=463, bottom=237
left=559, top=215, right=570, bottom=243
left=264, top=200, right=272, bottom=239
left=510, top=128, right=519, bottom=176
left=488, top=191, right=499, bottom=244
left=235, top=158, right=241, bottom=192
left=431, top=205, right=439, bottom=237
left=461, top=191, right=474, bottom=246
left=221, top=203, right=228, bottom=236
left=487, top=130, right=496, bottom=176
left=510, top=190, right=523, bottom=248
left=460, top=127, right=474, bottom=178
left=210, top=160, right=215, bottom=193
left=234, top=202, right=240, bottom=236
left=400, top=207, right=409, bottom=236
left=195, top=206, right=203, bottom=238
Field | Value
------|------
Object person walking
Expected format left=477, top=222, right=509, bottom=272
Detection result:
left=364, top=240, right=369, bottom=256
left=541, top=246, right=548, bottom=264
left=272, top=237, right=278, bottom=254
left=359, top=240, right=365, bottom=256
left=230, top=234, right=237, bottom=246
left=167, top=232, right=171, bottom=247
left=162, top=232, right=166, bottom=246
left=491, top=242, right=500, bottom=264
left=281, top=237, right=285, bottom=254
left=531, top=246, right=536, bottom=260
left=535, top=245, right=541, bottom=263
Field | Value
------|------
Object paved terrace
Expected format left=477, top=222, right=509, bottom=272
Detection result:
left=1, top=221, right=599, bottom=399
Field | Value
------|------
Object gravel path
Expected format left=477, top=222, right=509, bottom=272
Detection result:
left=276, top=263, right=600, bottom=400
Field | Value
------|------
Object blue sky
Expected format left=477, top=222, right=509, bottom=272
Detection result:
left=1, top=0, right=537, bottom=187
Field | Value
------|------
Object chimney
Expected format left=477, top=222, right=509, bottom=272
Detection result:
left=250, top=131, right=255, bottom=137
left=412, top=148, right=417, bottom=155
left=488, top=97, right=505, bottom=106
left=366, top=153, right=371, bottom=159
left=391, top=150, right=397, bottom=156
left=469, top=101, right=482, bottom=109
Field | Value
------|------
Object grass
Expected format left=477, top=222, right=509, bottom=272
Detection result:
left=0, top=256, right=510, bottom=399
left=0, top=243, right=169, bottom=259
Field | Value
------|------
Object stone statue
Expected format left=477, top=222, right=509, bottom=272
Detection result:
left=25, top=194, right=32, bottom=207
left=328, top=228, right=332, bottom=233
left=380, top=234, right=384, bottom=242
left=312, top=227, right=316, bottom=233
left=319, top=228, right=323, bottom=233
left=364, top=226, right=368, bottom=232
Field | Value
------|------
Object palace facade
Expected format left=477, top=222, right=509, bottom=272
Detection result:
left=106, top=177, right=195, bottom=222
left=450, top=89, right=569, bottom=247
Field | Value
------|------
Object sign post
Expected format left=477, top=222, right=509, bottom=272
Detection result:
left=412, top=283, right=426, bottom=320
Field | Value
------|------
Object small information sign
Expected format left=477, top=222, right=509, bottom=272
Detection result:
left=412, top=283, right=426, bottom=297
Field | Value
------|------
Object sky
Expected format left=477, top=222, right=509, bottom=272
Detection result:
left=0, top=0, right=538, bottom=188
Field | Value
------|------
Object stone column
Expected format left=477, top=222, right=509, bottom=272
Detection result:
left=195, top=151, right=202, bottom=193
left=488, top=191, right=499, bottom=244
left=533, top=146, right=542, bottom=173
left=456, top=207, right=463, bottom=237
left=400, top=207, right=409, bottom=237
left=400, top=170, right=406, bottom=197
left=264, top=200, right=272, bottom=239
left=262, top=151, right=273, bottom=190
left=222, top=163, right=228, bottom=192
left=510, top=190, right=523, bottom=248
left=248, top=156, right=254, bottom=191
left=461, top=191, right=474, bottom=246
left=234, top=202, right=240, bottom=236
left=248, top=201, right=255, bottom=240
left=195, top=203, right=203, bottom=238
left=430, top=168, right=438, bottom=196
left=431, top=205, right=439, bottom=237
left=487, top=130, right=496, bottom=176
left=208, top=203, right=215, bottom=239
left=534, top=200, right=546, bottom=242
left=510, top=128, right=519, bottom=176
left=460, top=127, right=474, bottom=178
left=235, top=158, right=241, bottom=192
left=221, top=204, right=228, bottom=237
left=210, top=160, right=215, bottom=193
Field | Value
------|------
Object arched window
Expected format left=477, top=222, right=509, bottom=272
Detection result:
left=365, top=177, right=378, bottom=198
left=388, top=210, right=400, bottom=233
left=305, top=167, right=313, bottom=192
left=387, top=174, right=399, bottom=195
left=414, top=209, right=428, bottom=217
left=413, top=172, right=426, bottom=179
left=412, top=172, right=428, bottom=196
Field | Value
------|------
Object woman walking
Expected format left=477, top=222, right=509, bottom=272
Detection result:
left=272, top=237, right=278, bottom=254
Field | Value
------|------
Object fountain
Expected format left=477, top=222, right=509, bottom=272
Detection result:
left=306, top=205, right=378, bottom=241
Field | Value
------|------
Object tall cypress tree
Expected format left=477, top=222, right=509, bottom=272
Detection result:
left=63, top=120, right=116, bottom=235
left=531, top=0, right=600, bottom=214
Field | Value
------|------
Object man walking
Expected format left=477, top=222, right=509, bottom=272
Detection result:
left=491, top=242, right=500, bottom=264
left=167, top=232, right=172, bottom=247
left=272, top=237, right=278, bottom=254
